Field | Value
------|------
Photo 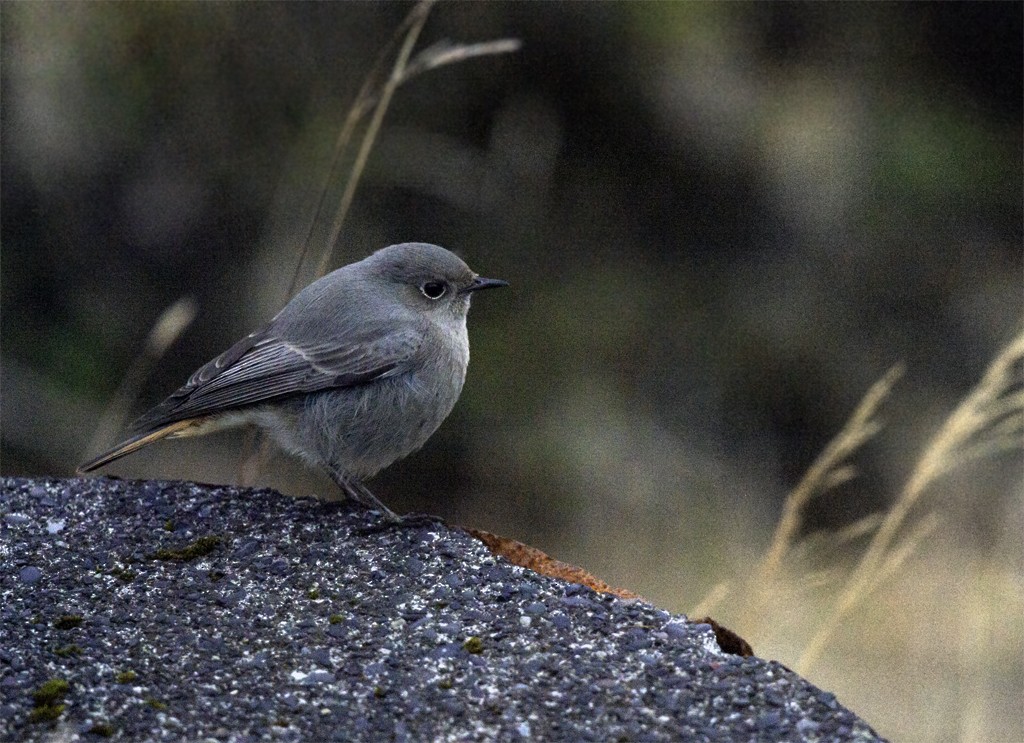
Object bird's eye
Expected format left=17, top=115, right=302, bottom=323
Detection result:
left=420, top=281, right=447, bottom=300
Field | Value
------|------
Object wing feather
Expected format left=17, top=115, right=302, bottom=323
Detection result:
left=131, top=322, right=422, bottom=432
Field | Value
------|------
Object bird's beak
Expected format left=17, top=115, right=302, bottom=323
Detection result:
left=462, top=276, right=509, bottom=294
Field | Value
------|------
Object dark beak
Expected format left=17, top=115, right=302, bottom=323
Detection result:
left=462, top=276, right=509, bottom=294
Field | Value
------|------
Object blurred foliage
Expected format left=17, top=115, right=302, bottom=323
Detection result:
left=2, top=3, right=1021, bottom=741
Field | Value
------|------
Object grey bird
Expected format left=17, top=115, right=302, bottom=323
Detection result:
left=78, top=242, right=508, bottom=518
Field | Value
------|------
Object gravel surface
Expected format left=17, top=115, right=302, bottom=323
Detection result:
left=1, top=476, right=886, bottom=742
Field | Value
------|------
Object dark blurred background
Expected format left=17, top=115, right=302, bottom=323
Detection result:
left=2, top=3, right=1021, bottom=738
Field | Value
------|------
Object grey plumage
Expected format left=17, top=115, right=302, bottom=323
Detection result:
left=78, top=243, right=507, bottom=517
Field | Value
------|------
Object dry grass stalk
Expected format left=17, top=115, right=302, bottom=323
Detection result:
left=735, top=364, right=904, bottom=628
left=403, top=38, right=523, bottom=79
left=83, top=297, right=197, bottom=463
left=286, top=20, right=406, bottom=298
left=798, top=328, right=1024, bottom=674
left=311, top=0, right=435, bottom=282
left=688, top=580, right=731, bottom=619
left=236, top=428, right=273, bottom=488
left=251, top=1, right=519, bottom=483
left=301, top=0, right=520, bottom=284
left=290, top=33, right=520, bottom=295
left=793, top=513, right=883, bottom=562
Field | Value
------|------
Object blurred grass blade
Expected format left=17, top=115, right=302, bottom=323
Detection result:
left=403, top=38, right=522, bottom=78
left=739, top=364, right=904, bottom=628
left=312, top=0, right=434, bottom=280
left=260, top=2, right=520, bottom=484
left=286, top=3, right=415, bottom=299
left=301, top=2, right=520, bottom=284
left=798, top=327, right=1024, bottom=675
left=688, top=581, right=731, bottom=618
left=83, top=297, right=198, bottom=464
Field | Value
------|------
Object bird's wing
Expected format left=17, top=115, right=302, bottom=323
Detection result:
left=130, top=323, right=422, bottom=432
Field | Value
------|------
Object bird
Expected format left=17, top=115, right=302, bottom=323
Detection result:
left=78, top=242, right=508, bottom=519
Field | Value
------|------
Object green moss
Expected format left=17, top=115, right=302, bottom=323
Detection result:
left=29, top=678, right=69, bottom=723
left=463, top=636, right=484, bottom=654
left=88, top=722, right=115, bottom=737
left=328, top=614, right=343, bottom=624
left=145, top=698, right=168, bottom=711
left=28, top=704, right=65, bottom=723
left=438, top=677, right=453, bottom=689
left=307, top=587, right=321, bottom=600
left=53, top=615, right=83, bottom=630
left=110, top=567, right=136, bottom=583
left=164, top=519, right=175, bottom=532
left=54, top=644, right=83, bottom=657
left=32, top=679, right=70, bottom=706
left=149, top=535, right=221, bottom=561
left=115, top=671, right=137, bottom=684
left=373, top=686, right=387, bottom=698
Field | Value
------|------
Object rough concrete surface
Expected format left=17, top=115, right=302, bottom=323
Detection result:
left=1, top=476, right=886, bottom=742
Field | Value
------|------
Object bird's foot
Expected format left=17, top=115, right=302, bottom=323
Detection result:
left=353, top=511, right=452, bottom=536
left=326, top=470, right=451, bottom=534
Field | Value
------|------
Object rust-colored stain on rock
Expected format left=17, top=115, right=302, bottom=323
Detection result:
left=468, top=528, right=640, bottom=599
left=468, top=528, right=754, bottom=657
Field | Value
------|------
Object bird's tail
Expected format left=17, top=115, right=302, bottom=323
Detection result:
left=76, top=419, right=199, bottom=474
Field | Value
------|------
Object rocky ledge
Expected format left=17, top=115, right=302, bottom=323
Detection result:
left=0, top=476, right=885, bottom=742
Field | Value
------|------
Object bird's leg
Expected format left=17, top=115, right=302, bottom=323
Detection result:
left=325, top=467, right=452, bottom=534
left=325, top=468, right=401, bottom=522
